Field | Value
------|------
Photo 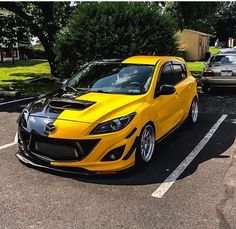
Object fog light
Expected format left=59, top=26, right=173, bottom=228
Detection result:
left=101, top=145, right=125, bottom=161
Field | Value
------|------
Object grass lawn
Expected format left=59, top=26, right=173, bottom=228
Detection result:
left=209, top=47, right=220, bottom=55
left=186, top=61, right=205, bottom=79
left=0, top=60, right=59, bottom=96
left=186, top=47, right=221, bottom=80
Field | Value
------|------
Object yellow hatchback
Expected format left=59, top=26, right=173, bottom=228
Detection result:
left=17, top=56, right=198, bottom=174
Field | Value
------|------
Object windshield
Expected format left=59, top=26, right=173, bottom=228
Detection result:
left=210, top=55, right=236, bottom=65
left=66, top=63, right=155, bottom=95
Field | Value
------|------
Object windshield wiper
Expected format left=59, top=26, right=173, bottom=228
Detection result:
left=92, top=90, right=114, bottom=94
left=76, top=87, right=90, bottom=92
left=91, top=89, right=142, bottom=95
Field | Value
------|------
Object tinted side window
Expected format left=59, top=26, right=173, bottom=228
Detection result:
left=172, top=64, right=187, bottom=84
left=155, top=64, right=175, bottom=97
left=181, top=63, right=187, bottom=75
left=159, top=65, right=175, bottom=86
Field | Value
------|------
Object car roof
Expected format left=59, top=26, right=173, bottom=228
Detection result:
left=217, top=48, right=236, bottom=54
left=214, top=53, right=236, bottom=56
left=122, top=55, right=184, bottom=65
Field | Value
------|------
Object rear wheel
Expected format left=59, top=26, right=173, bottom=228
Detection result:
left=136, top=123, right=156, bottom=164
left=187, top=98, right=199, bottom=125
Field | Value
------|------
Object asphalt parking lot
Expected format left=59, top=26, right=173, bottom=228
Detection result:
left=0, top=90, right=235, bottom=229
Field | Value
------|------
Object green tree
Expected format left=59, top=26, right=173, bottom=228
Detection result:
left=165, top=2, right=220, bottom=34
left=55, top=2, right=179, bottom=77
left=0, top=2, right=74, bottom=77
left=0, top=13, right=18, bottom=64
left=214, top=2, right=236, bottom=42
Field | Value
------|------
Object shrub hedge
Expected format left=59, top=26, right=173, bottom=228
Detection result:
left=55, top=2, right=179, bottom=77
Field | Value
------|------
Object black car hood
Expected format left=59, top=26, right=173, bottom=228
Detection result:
left=28, top=89, right=95, bottom=120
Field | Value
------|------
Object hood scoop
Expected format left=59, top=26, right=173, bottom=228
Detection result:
left=48, top=98, right=95, bottom=111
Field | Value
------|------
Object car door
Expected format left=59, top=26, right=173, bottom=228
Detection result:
left=152, top=62, right=182, bottom=139
left=172, top=61, right=190, bottom=121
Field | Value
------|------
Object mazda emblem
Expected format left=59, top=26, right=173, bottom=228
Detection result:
left=44, top=123, right=56, bottom=134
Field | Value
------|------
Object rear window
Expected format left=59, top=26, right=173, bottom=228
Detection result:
left=211, top=55, right=236, bottom=64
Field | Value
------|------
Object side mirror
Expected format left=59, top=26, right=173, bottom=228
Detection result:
left=159, top=85, right=176, bottom=95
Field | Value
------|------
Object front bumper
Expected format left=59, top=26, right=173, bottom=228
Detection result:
left=17, top=123, right=138, bottom=174
left=202, top=77, right=236, bottom=87
left=16, top=151, right=95, bottom=175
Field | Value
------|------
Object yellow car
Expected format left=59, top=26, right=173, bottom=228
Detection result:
left=17, top=56, right=198, bottom=174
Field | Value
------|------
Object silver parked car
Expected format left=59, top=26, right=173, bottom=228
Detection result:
left=217, top=47, right=236, bottom=54
left=202, top=54, right=236, bottom=93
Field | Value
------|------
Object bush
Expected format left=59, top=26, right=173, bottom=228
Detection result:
left=30, top=49, right=46, bottom=59
left=55, top=2, right=179, bottom=77
left=176, top=50, right=187, bottom=59
left=24, top=47, right=46, bottom=59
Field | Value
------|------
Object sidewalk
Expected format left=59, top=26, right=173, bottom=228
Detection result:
left=0, top=90, right=21, bottom=97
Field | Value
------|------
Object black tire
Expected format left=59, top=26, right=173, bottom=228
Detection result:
left=187, top=97, right=199, bottom=125
left=135, top=123, right=156, bottom=166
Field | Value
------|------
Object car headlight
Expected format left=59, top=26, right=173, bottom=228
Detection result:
left=90, top=112, right=136, bottom=134
left=17, top=102, right=32, bottom=126
left=22, top=103, right=32, bottom=120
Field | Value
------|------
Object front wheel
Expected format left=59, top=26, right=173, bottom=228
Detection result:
left=136, top=123, right=156, bottom=164
left=187, top=98, right=199, bottom=125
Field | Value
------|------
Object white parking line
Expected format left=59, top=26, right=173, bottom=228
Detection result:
left=0, top=97, right=34, bottom=106
left=231, top=119, right=236, bottom=124
left=151, top=114, right=228, bottom=198
left=0, top=142, right=17, bottom=151
left=0, top=132, right=18, bottom=151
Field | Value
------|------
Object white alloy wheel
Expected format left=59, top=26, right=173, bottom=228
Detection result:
left=140, top=124, right=155, bottom=163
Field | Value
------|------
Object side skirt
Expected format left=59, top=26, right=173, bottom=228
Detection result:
left=156, top=118, right=187, bottom=144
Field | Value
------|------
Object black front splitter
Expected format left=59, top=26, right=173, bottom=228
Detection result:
left=16, top=152, right=134, bottom=176
left=16, top=152, right=96, bottom=175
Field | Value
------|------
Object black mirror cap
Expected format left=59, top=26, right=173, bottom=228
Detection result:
left=159, top=85, right=176, bottom=95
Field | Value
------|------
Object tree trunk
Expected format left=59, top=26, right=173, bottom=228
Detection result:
left=11, top=46, right=15, bottom=64
left=0, top=46, right=3, bottom=62
left=48, top=59, right=57, bottom=80
left=43, top=43, right=58, bottom=79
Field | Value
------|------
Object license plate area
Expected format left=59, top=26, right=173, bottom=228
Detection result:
left=221, top=71, right=233, bottom=77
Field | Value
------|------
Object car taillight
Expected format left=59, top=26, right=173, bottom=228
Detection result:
left=203, top=70, right=215, bottom=77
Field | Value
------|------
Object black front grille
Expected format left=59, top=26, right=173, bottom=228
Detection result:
left=19, top=130, right=100, bottom=162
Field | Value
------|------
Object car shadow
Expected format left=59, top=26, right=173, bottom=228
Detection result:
left=21, top=114, right=236, bottom=186
left=208, top=87, right=236, bottom=96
